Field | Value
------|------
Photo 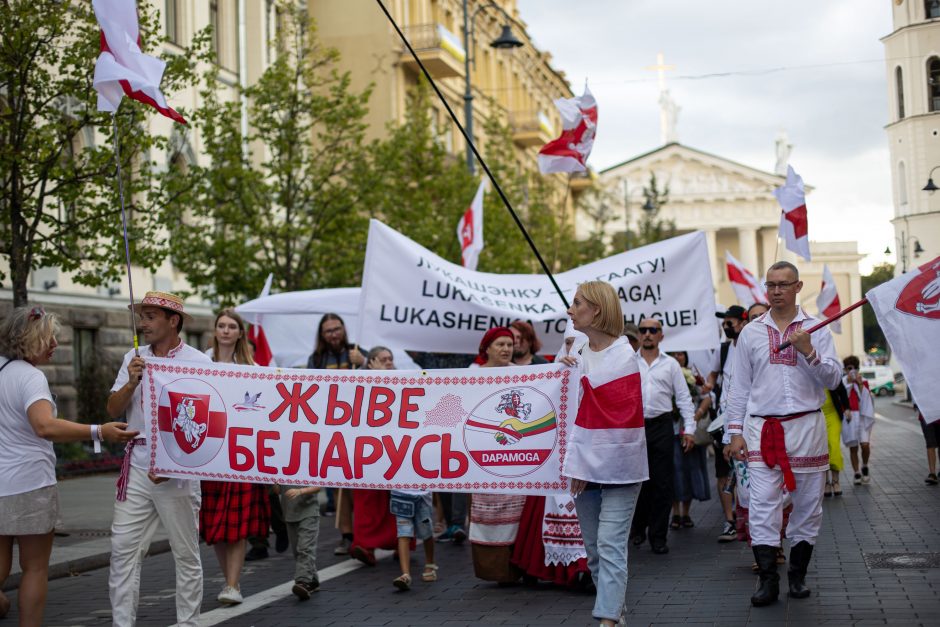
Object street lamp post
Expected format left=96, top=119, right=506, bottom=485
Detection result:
left=462, top=0, right=523, bottom=174
left=884, top=230, right=924, bottom=273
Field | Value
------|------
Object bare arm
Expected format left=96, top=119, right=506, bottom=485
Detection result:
left=27, top=400, right=140, bottom=443
left=106, top=356, right=145, bottom=419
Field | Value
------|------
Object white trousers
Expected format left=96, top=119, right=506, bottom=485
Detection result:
left=748, top=466, right=825, bottom=547
left=109, top=466, right=202, bottom=627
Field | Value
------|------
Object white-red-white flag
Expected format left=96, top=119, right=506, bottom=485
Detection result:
left=562, top=338, right=648, bottom=483
left=537, top=83, right=597, bottom=174
left=773, top=165, right=810, bottom=261
left=866, top=255, right=940, bottom=423
left=725, top=250, right=767, bottom=307
left=93, top=0, right=187, bottom=124
left=247, top=274, right=275, bottom=366
left=817, top=264, right=842, bottom=334
left=457, top=178, right=486, bottom=270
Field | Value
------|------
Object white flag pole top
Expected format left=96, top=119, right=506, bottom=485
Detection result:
left=773, top=165, right=811, bottom=261
left=816, top=264, right=842, bottom=334
left=92, top=0, right=186, bottom=124
left=537, top=82, right=598, bottom=174
left=457, top=178, right=487, bottom=271
left=725, top=250, right=767, bottom=307
left=866, top=255, right=940, bottom=423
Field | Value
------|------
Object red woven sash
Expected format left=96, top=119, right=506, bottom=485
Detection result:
left=759, top=411, right=813, bottom=491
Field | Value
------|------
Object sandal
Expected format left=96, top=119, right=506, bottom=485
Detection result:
left=681, top=515, right=694, bottom=528
left=824, top=481, right=832, bottom=497
left=422, top=563, right=439, bottom=582
left=832, top=479, right=842, bottom=496
left=393, top=573, right=412, bottom=591
left=776, top=547, right=786, bottom=564
left=670, top=515, right=681, bottom=529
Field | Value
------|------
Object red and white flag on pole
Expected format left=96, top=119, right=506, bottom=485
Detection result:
left=725, top=251, right=767, bottom=307
left=247, top=274, right=275, bottom=366
left=457, top=178, right=487, bottom=270
left=562, top=338, right=648, bottom=484
left=537, top=83, right=597, bottom=174
left=817, top=264, right=842, bottom=334
left=866, top=255, right=940, bottom=423
left=773, top=165, right=810, bottom=261
left=92, top=0, right=187, bottom=124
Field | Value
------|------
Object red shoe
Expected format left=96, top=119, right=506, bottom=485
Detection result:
left=350, top=545, right=377, bottom=566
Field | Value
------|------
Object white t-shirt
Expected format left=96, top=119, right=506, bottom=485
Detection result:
left=0, top=358, right=57, bottom=496
left=111, top=341, right=212, bottom=471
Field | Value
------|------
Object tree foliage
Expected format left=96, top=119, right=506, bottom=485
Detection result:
left=861, top=262, right=895, bottom=352
left=0, top=0, right=208, bottom=306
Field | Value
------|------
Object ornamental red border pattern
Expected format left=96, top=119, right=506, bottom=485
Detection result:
left=147, top=364, right=571, bottom=492
left=745, top=452, right=830, bottom=468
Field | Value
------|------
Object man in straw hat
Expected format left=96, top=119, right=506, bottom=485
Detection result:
left=106, top=291, right=211, bottom=626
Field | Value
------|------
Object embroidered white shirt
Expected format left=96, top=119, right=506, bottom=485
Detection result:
left=725, top=308, right=842, bottom=435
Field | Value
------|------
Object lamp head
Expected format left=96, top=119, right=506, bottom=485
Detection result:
left=490, top=24, right=523, bottom=50
left=924, top=178, right=939, bottom=192
left=914, top=239, right=925, bottom=256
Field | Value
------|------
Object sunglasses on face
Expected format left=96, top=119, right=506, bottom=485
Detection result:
left=638, top=327, right=660, bottom=335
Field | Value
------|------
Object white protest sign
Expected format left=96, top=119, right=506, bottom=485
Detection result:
left=145, top=358, right=574, bottom=494
left=358, top=220, right=717, bottom=353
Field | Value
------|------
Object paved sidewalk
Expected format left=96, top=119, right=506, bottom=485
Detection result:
left=4, top=397, right=939, bottom=625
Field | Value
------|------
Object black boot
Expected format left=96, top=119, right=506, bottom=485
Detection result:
left=788, top=541, right=814, bottom=598
left=750, top=545, right=780, bottom=606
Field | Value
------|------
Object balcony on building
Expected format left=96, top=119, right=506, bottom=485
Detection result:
left=569, top=170, right=594, bottom=192
left=510, top=110, right=554, bottom=147
left=399, top=24, right=465, bottom=79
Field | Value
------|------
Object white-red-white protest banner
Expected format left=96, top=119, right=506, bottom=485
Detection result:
left=725, top=250, right=767, bottom=307
left=866, top=256, right=940, bottom=423
left=774, top=165, right=811, bottom=261
left=817, top=263, right=842, bottom=334
left=538, top=83, right=597, bottom=174
left=357, top=220, right=717, bottom=354
left=145, top=358, right=575, bottom=493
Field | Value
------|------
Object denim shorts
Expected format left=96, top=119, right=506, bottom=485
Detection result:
left=395, top=493, right=434, bottom=541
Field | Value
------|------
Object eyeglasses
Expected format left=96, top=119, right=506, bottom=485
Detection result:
left=323, top=326, right=344, bottom=336
left=28, top=306, right=45, bottom=321
left=638, top=327, right=660, bottom=335
left=763, top=281, right=799, bottom=292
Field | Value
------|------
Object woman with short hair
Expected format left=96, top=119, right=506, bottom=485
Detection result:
left=0, top=306, right=137, bottom=626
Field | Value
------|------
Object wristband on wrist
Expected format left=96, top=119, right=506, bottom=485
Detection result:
left=91, top=424, right=102, bottom=454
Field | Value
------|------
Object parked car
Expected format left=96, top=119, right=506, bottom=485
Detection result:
left=860, top=365, right=896, bottom=396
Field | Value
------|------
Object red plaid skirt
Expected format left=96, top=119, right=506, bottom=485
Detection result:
left=200, top=481, right=270, bottom=545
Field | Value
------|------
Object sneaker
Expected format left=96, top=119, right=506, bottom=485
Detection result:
left=217, top=585, right=243, bottom=605
left=926, top=473, right=939, bottom=486
left=292, top=579, right=319, bottom=600
left=436, top=524, right=456, bottom=542
left=334, top=537, right=351, bottom=556
left=452, top=526, right=467, bottom=545
left=244, top=546, right=269, bottom=561
left=853, top=473, right=863, bottom=485
left=861, top=466, right=871, bottom=484
left=717, top=520, right=737, bottom=543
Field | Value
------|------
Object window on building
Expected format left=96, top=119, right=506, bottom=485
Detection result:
left=896, top=66, right=905, bottom=119
left=186, top=331, right=205, bottom=352
left=165, top=0, right=181, bottom=44
left=898, top=161, right=908, bottom=206
left=210, top=0, right=220, bottom=64
left=73, top=328, right=98, bottom=382
left=927, top=1, right=940, bottom=19
left=928, top=57, right=940, bottom=111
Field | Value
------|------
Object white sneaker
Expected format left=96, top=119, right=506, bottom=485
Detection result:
left=217, top=585, right=243, bottom=605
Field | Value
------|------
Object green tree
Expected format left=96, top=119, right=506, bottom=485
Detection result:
left=621, top=172, right=675, bottom=249
left=861, top=262, right=895, bottom=353
left=0, top=0, right=208, bottom=307
left=166, top=4, right=373, bottom=304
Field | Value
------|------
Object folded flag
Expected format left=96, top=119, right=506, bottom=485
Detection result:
left=562, top=337, right=647, bottom=483
left=248, top=274, right=275, bottom=367
left=93, top=0, right=187, bottom=124
left=538, top=83, right=597, bottom=174
left=725, top=250, right=767, bottom=307
left=866, top=255, right=940, bottom=423
left=773, top=165, right=810, bottom=260
left=817, top=263, right=842, bottom=334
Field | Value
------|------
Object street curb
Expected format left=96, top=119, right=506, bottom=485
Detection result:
left=1, top=539, right=171, bottom=592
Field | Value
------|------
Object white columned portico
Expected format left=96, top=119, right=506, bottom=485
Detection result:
left=739, top=227, right=759, bottom=276
left=703, top=227, right=719, bottom=293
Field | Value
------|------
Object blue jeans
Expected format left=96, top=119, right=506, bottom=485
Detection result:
left=575, top=484, right=640, bottom=621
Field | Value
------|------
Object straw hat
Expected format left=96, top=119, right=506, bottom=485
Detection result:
left=129, top=291, right=194, bottom=322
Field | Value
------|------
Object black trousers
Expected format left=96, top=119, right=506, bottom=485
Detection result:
left=630, top=412, right=676, bottom=547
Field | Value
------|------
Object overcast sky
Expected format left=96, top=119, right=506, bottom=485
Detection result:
left=517, top=0, right=895, bottom=273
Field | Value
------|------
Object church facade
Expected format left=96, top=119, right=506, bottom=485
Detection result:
left=581, top=141, right=865, bottom=358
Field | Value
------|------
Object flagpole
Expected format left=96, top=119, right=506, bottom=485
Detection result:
left=774, top=297, right=868, bottom=352
left=374, top=0, right=570, bottom=309
left=112, top=114, right=140, bottom=359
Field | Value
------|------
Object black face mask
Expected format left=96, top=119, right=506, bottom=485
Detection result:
left=723, top=324, right=738, bottom=339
